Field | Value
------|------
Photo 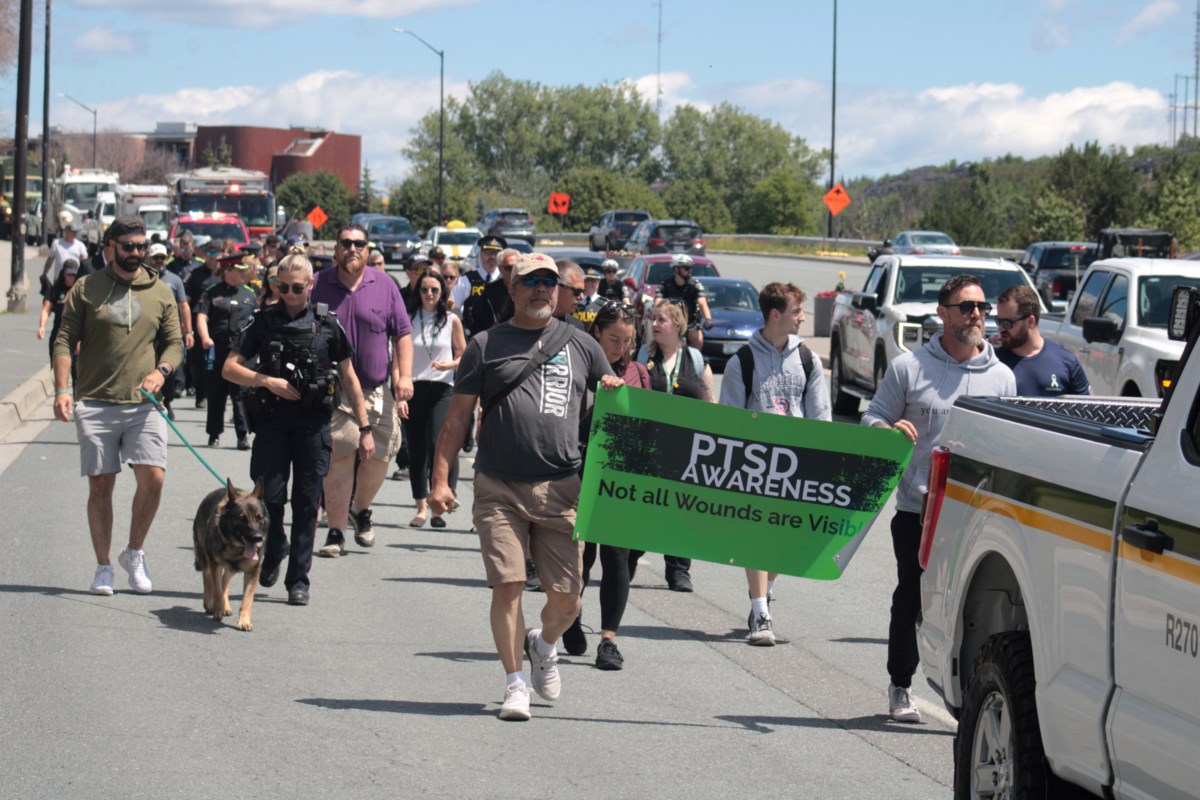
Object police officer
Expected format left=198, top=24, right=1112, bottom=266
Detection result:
left=185, top=236, right=222, bottom=406
left=196, top=254, right=258, bottom=449
left=597, top=259, right=628, bottom=303
left=223, top=251, right=374, bottom=606
left=658, top=254, right=714, bottom=350
left=454, top=235, right=506, bottom=335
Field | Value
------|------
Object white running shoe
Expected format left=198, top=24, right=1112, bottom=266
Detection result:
left=90, top=564, right=114, bottom=596
left=888, top=683, right=922, bottom=723
left=498, top=682, right=531, bottom=721
left=747, top=614, right=776, bottom=646
left=525, top=628, right=561, bottom=702
left=117, top=547, right=153, bottom=594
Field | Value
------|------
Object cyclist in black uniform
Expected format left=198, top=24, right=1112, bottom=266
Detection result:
left=657, top=254, right=713, bottom=350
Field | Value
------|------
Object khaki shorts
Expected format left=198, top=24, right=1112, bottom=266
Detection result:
left=331, top=384, right=401, bottom=462
left=473, top=471, right=583, bottom=593
left=74, top=400, right=168, bottom=476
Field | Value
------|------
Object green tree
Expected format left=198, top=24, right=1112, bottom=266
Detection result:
left=1144, top=169, right=1200, bottom=250
left=739, top=166, right=824, bottom=235
left=276, top=171, right=352, bottom=240
left=202, top=136, right=233, bottom=169
left=557, top=166, right=667, bottom=230
left=1025, top=189, right=1087, bottom=242
left=394, top=101, right=480, bottom=229
left=1047, top=142, right=1141, bottom=237
left=354, top=163, right=381, bottom=215
left=918, top=164, right=1001, bottom=246
left=661, top=179, right=734, bottom=234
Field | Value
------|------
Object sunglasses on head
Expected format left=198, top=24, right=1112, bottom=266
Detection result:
left=518, top=275, right=558, bottom=289
left=117, top=240, right=148, bottom=253
left=944, top=300, right=993, bottom=315
left=276, top=282, right=309, bottom=294
left=338, top=238, right=368, bottom=250
left=560, top=283, right=585, bottom=298
left=996, top=314, right=1030, bottom=330
left=598, top=301, right=637, bottom=320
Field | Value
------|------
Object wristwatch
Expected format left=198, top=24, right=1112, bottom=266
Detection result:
left=157, top=365, right=171, bottom=378
left=358, top=424, right=372, bottom=434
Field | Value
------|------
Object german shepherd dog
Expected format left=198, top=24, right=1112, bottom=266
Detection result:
left=193, top=479, right=268, bottom=631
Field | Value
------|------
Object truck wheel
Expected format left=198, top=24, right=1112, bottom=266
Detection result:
left=955, top=632, right=1049, bottom=800
left=829, top=345, right=860, bottom=415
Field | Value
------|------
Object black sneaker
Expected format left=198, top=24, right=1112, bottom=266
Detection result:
left=196, top=398, right=207, bottom=408
left=287, top=585, right=309, bottom=605
left=667, top=571, right=694, bottom=592
left=595, top=638, right=624, bottom=671
left=349, top=508, right=375, bottom=547
left=562, top=615, right=587, bottom=656
left=524, top=559, right=542, bottom=592
left=236, top=436, right=250, bottom=451
left=317, top=529, right=346, bottom=558
left=208, top=435, right=219, bottom=448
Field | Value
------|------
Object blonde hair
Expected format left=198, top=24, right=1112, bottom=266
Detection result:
left=648, top=297, right=688, bottom=359
left=276, top=252, right=313, bottom=279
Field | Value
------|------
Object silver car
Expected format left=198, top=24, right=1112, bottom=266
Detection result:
left=885, top=230, right=961, bottom=257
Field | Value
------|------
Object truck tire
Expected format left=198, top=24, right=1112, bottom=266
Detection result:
left=955, top=632, right=1049, bottom=800
left=828, top=344, right=860, bottom=415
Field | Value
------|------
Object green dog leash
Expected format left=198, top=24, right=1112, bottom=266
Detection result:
left=139, top=388, right=227, bottom=487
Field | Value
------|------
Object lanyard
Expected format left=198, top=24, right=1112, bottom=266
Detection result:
left=418, top=309, right=444, bottom=363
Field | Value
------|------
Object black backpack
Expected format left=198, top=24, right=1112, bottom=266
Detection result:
left=735, top=343, right=813, bottom=409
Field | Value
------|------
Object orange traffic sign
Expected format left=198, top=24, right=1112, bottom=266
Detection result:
left=823, top=183, right=851, bottom=216
left=547, top=192, right=570, bottom=215
left=307, top=206, right=328, bottom=229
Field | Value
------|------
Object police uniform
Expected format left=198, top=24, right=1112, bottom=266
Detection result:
left=197, top=280, right=258, bottom=442
left=572, top=296, right=606, bottom=329
left=598, top=278, right=628, bottom=303
left=185, top=266, right=221, bottom=401
left=232, top=302, right=354, bottom=594
left=659, top=275, right=705, bottom=326
left=460, top=269, right=495, bottom=336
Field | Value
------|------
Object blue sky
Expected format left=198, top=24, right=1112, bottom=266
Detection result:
left=1, top=0, right=1194, bottom=185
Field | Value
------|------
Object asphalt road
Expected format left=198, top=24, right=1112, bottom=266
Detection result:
left=0, top=250, right=954, bottom=799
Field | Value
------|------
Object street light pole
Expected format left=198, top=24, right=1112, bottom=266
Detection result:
left=59, top=92, right=96, bottom=168
left=827, top=0, right=838, bottom=240
left=394, top=27, right=444, bottom=226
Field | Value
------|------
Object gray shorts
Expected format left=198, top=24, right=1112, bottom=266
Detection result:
left=74, top=400, right=169, bottom=476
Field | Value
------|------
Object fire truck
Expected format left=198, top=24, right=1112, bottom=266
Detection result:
left=170, top=167, right=275, bottom=239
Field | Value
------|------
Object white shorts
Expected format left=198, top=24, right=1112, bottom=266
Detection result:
left=74, top=400, right=169, bottom=476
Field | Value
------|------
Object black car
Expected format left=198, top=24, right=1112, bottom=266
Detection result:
left=587, top=209, right=651, bottom=252
left=1017, top=241, right=1097, bottom=312
left=361, top=215, right=421, bottom=264
left=624, top=218, right=706, bottom=257
left=476, top=208, right=536, bottom=245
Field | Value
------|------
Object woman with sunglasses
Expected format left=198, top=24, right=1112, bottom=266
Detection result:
left=406, top=270, right=467, bottom=528
left=560, top=301, right=651, bottom=670
left=638, top=297, right=713, bottom=593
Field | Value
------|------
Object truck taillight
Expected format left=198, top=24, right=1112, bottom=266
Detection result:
left=919, top=446, right=952, bottom=569
left=648, top=238, right=665, bottom=246
left=1052, top=279, right=1062, bottom=297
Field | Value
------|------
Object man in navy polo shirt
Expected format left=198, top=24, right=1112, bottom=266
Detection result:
left=312, top=222, right=415, bottom=556
left=995, top=284, right=1091, bottom=397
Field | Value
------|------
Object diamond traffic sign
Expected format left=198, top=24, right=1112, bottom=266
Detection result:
left=823, top=184, right=851, bottom=216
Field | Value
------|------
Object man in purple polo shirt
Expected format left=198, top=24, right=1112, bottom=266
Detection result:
left=312, top=222, right=414, bottom=557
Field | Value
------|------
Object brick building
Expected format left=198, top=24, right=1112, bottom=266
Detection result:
left=192, top=126, right=361, bottom=195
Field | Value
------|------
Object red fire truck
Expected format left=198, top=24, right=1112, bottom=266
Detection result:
left=170, top=167, right=276, bottom=239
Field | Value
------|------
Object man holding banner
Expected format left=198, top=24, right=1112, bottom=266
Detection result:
left=719, top=283, right=830, bottom=646
left=429, top=253, right=622, bottom=722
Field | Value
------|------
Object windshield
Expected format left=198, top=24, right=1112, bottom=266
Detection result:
left=895, top=267, right=1027, bottom=305
left=703, top=282, right=758, bottom=311
left=911, top=233, right=956, bottom=246
left=175, top=221, right=247, bottom=244
left=180, top=195, right=273, bottom=228
left=64, top=182, right=117, bottom=207
left=498, top=213, right=531, bottom=225
left=656, top=225, right=701, bottom=242
left=1139, top=275, right=1200, bottom=327
left=435, top=231, right=480, bottom=246
left=1041, top=247, right=1097, bottom=270
left=647, top=261, right=718, bottom=285
left=100, top=202, right=116, bottom=218
left=140, top=209, right=170, bottom=229
left=368, top=218, right=416, bottom=237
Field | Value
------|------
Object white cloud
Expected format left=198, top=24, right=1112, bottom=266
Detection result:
left=75, top=25, right=135, bottom=55
left=72, top=0, right=477, bottom=29
left=631, top=71, right=710, bottom=117
left=1115, top=0, right=1181, bottom=46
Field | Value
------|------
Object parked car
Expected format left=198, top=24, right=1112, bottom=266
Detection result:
left=917, top=284, right=1200, bottom=799
left=552, top=249, right=616, bottom=275
left=1017, top=240, right=1097, bottom=312
left=693, top=277, right=760, bottom=372
left=869, top=230, right=961, bottom=260
left=169, top=212, right=250, bottom=249
left=828, top=254, right=1040, bottom=414
left=1041, top=256, right=1200, bottom=397
left=588, top=209, right=651, bottom=252
left=425, top=224, right=482, bottom=264
left=361, top=215, right=421, bottom=263
left=476, top=208, right=536, bottom=245
left=624, top=219, right=706, bottom=257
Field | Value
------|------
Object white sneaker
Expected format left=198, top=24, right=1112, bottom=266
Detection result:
left=747, top=613, right=776, bottom=646
left=888, top=683, right=921, bottom=723
left=117, top=547, right=153, bottom=594
left=90, top=564, right=114, bottom=596
left=498, top=682, right=531, bottom=721
left=525, top=628, right=561, bottom=702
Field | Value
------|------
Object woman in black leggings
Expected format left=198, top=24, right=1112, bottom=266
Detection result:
left=404, top=271, right=466, bottom=528
left=562, top=301, right=652, bottom=670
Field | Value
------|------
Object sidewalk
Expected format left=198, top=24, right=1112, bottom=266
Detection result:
left=0, top=239, right=54, bottom=439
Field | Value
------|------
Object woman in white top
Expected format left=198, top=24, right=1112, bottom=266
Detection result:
left=406, top=270, right=467, bottom=528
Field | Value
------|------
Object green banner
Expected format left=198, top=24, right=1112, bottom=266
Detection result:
left=574, top=387, right=912, bottom=580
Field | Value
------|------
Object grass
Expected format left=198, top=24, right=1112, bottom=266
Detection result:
left=704, top=236, right=869, bottom=259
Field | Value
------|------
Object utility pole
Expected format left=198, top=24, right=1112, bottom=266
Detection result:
left=656, top=0, right=663, bottom=115
left=43, top=0, right=51, bottom=246
left=1176, top=74, right=1191, bottom=143
left=8, top=0, right=33, bottom=312
left=1194, top=0, right=1198, bottom=140
left=826, top=0, right=838, bottom=240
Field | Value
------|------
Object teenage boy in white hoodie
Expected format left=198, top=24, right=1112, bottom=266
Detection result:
left=719, top=282, right=831, bottom=646
left=861, top=274, right=1016, bottom=723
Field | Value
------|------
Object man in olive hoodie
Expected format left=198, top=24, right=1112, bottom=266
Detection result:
left=53, top=217, right=184, bottom=597
left=860, top=274, right=1015, bottom=724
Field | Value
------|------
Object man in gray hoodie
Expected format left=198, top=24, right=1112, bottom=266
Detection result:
left=720, top=282, right=831, bottom=646
left=861, top=274, right=1015, bottom=723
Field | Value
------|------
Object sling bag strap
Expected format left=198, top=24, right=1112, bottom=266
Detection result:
left=480, top=321, right=577, bottom=421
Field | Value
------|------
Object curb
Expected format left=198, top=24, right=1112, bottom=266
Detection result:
left=0, top=365, right=53, bottom=440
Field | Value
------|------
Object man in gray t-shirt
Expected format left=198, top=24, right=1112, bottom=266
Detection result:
left=430, top=253, right=621, bottom=722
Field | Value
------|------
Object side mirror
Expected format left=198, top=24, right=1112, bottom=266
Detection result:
left=1082, top=316, right=1120, bottom=344
left=851, top=292, right=878, bottom=313
left=623, top=277, right=637, bottom=290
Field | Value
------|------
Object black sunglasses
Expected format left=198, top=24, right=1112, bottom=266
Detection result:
left=419, top=286, right=441, bottom=295
left=560, top=283, right=585, bottom=298
left=996, top=315, right=1030, bottom=330
left=944, top=300, right=993, bottom=315
left=117, top=240, right=149, bottom=253
left=276, top=282, right=309, bottom=294
left=338, top=238, right=368, bottom=250
left=598, top=301, right=637, bottom=320
left=518, top=275, right=558, bottom=289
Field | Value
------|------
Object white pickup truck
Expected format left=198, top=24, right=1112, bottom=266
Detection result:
left=1043, top=257, right=1200, bottom=398
left=917, top=284, right=1200, bottom=799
